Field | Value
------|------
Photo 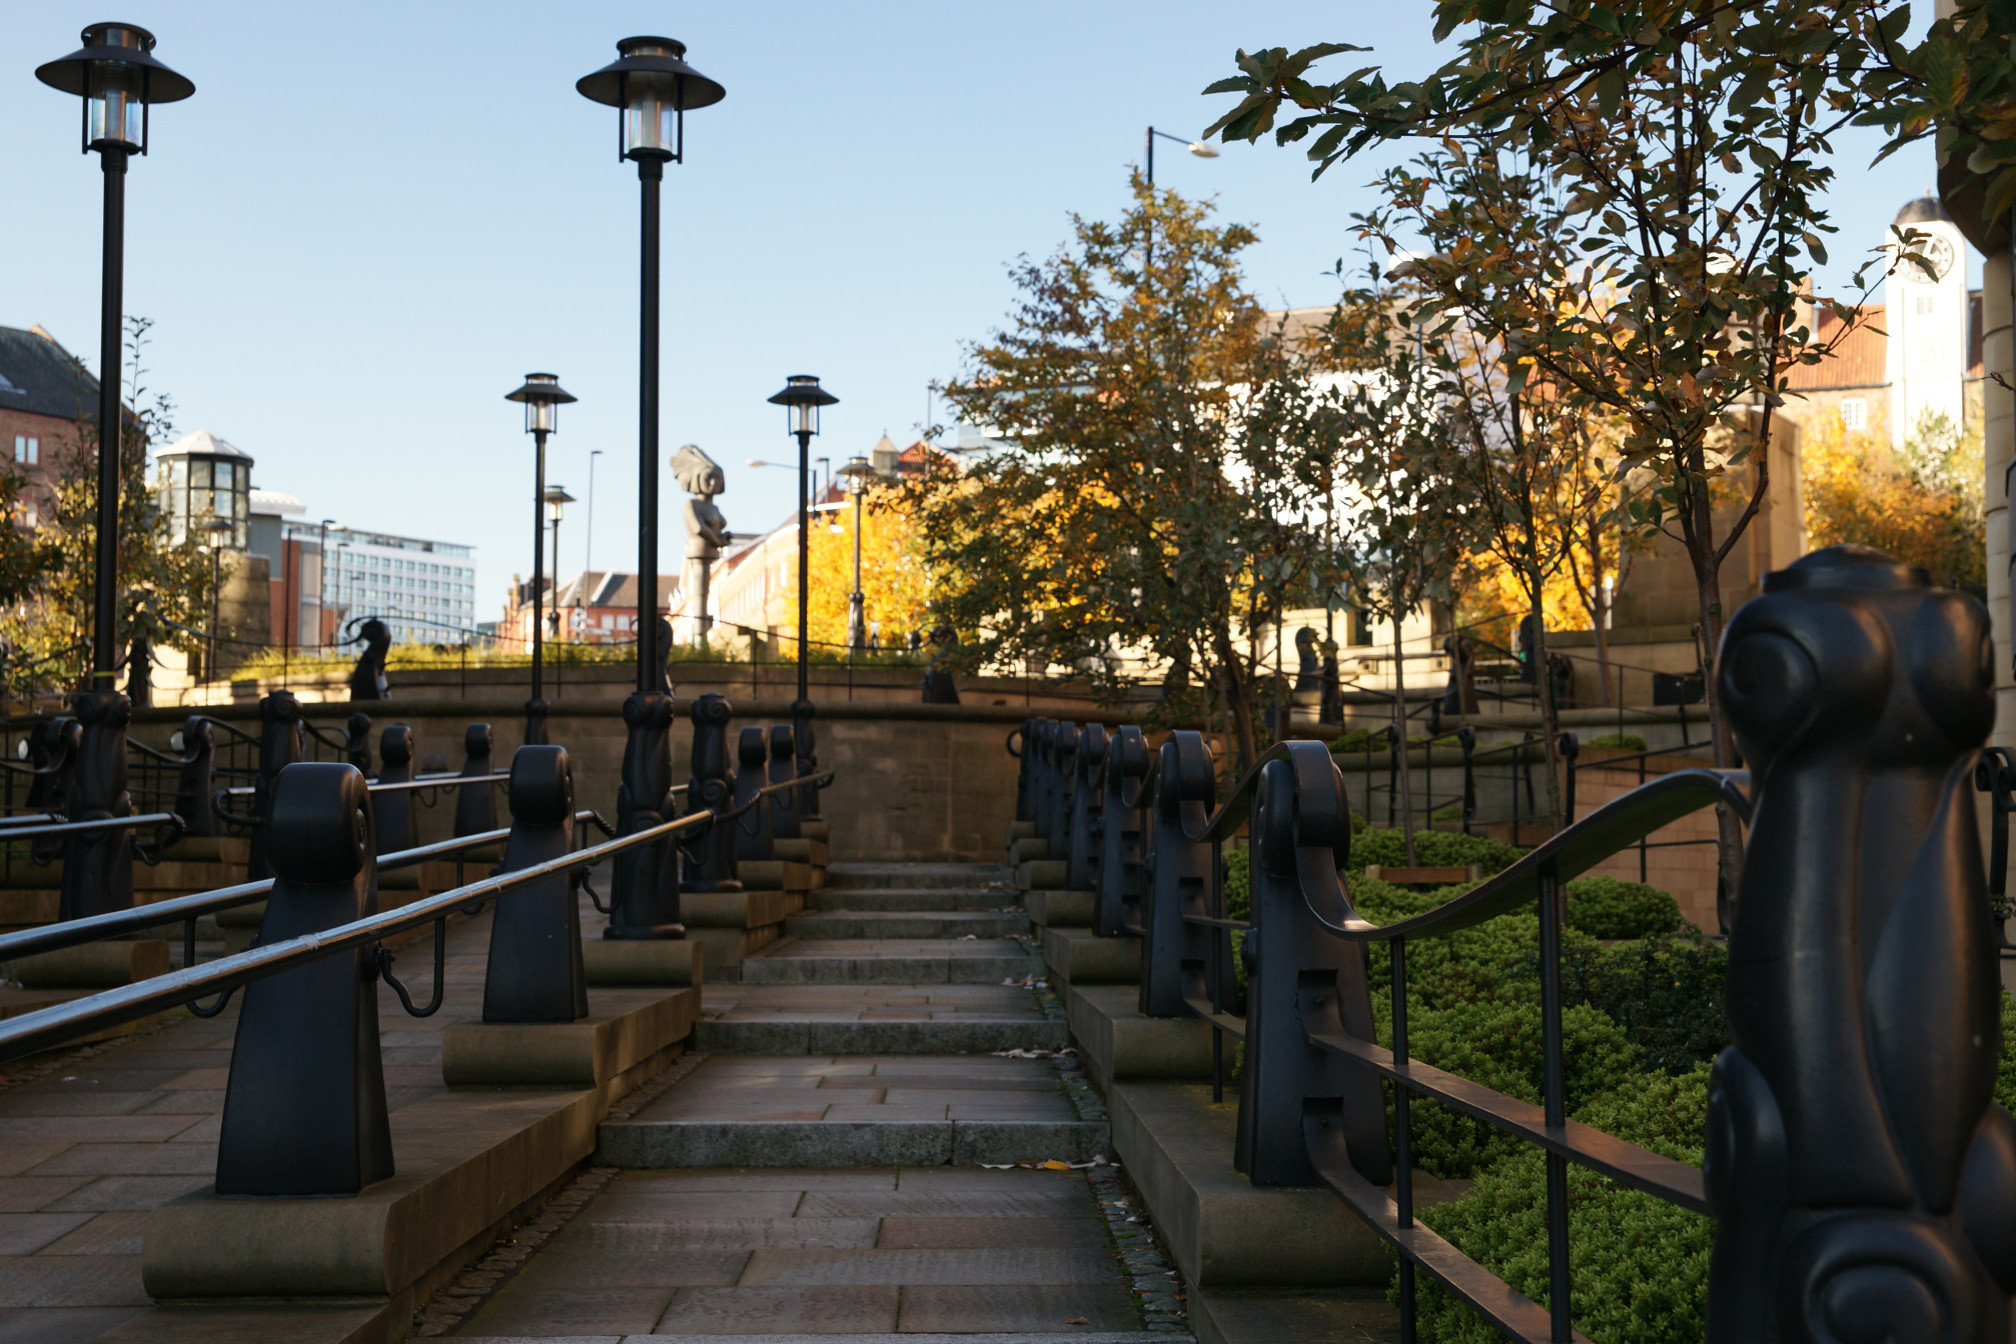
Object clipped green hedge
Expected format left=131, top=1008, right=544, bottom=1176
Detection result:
left=1351, top=826, right=1527, bottom=876
left=1584, top=731, right=1650, bottom=751
left=1564, top=875, right=1683, bottom=940
left=1412, top=1067, right=1715, bottom=1344
left=1329, top=728, right=1464, bottom=752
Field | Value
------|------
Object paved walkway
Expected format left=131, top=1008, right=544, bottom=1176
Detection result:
left=443, top=862, right=1191, bottom=1342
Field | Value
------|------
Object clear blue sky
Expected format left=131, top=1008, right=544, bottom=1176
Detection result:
left=0, top=2, right=1944, bottom=621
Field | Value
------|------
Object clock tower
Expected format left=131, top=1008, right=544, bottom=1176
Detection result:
left=1882, top=194, right=1969, bottom=450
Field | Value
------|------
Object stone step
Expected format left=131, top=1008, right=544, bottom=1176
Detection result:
left=459, top=1329, right=1185, bottom=1337
left=809, top=886, right=1023, bottom=912
left=697, top=1016, right=1068, bottom=1055
left=740, top=938, right=1042, bottom=985
left=785, top=910, right=1031, bottom=941
left=462, top=1333, right=1188, bottom=1343
left=824, top=862, right=1003, bottom=889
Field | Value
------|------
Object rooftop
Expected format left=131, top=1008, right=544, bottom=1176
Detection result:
left=0, top=325, right=98, bottom=422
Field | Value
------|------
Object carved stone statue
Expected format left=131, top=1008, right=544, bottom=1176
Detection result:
left=672, top=444, right=732, bottom=648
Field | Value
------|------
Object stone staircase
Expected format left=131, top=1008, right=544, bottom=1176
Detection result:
left=443, top=859, right=1193, bottom=1342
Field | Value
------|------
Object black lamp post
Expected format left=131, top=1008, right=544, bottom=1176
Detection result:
left=835, top=455, right=881, bottom=656
left=544, top=484, right=576, bottom=636
left=578, top=37, right=724, bottom=941
left=506, top=373, right=576, bottom=745
left=767, top=375, right=839, bottom=821
left=198, top=515, right=234, bottom=683
left=36, top=23, right=193, bottom=923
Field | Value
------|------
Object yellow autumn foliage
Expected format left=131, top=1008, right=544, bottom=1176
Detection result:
left=1801, top=404, right=1984, bottom=594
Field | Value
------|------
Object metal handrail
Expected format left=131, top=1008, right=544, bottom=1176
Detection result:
left=0, top=811, right=185, bottom=844
left=215, top=770, right=511, bottom=800
left=0, top=774, right=825, bottom=1063
left=0, top=813, right=61, bottom=829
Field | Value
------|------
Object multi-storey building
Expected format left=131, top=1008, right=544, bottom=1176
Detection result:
left=284, top=522, right=478, bottom=647
left=0, top=325, right=95, bottom=529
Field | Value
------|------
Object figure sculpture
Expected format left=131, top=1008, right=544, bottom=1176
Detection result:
left=347, top=619, right=391, bottom=701
left=672, top=445, right=732, bottom=649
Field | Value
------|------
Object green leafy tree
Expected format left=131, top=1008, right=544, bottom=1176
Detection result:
left=1206, top=1, right=1911, bottom=883
left=915, top=177, right=1342, bottom=770
left=0, top=318, right=219, bottom=696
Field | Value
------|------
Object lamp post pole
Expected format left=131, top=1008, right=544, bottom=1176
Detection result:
left=767, top=376, right=839, bottom=822
left=505, top=374, right=576, bottom=746
left=578, top=35, right=724, bottom=941
left=36, top=24, right=194, bottom=923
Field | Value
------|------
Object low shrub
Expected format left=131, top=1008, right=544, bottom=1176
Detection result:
left=1330, top=728, right=1463, bottom=752
left=1583, top=731, right=1650, bottom=752
left=1352, top=826, right=1525, bottom=876
left=1556, top=931, right=1728, bottom=1075
left=1412, top=1066, right=1714, bottom=1344
left=1563, top=875, right=1683, bottom=941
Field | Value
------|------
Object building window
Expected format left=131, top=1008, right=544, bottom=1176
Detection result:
left=1914, top=294, right=1936, bottom=317
left=13, top=435, right=37, bottom=465
left=1841, top=398, right=1868, bottom=431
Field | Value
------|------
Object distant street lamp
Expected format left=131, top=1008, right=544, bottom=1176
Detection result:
left=578, top=35, right=724, bottom=942
left=506, top=372, right=577, bottom=745
left=585, top=448, right=602, bottom=578
left=1144, top=126, right=1217, bottom=186
left=835, top=456, right=884, bottom=656
left=197, top=516, right=234, bottom=683
left=768, top=375, right=839, bottom=820
left=318, top=517, right=337, bottom=643
left=544, top=484, right=577, bottom=638
left=36, top=23, right=194, bottom=923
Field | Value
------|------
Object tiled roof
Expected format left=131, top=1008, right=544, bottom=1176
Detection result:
left=1783, top=304, right=1887, bottom=391
left=0, top=325, right=97, bottom=421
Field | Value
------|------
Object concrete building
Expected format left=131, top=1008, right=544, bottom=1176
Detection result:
left=297, top=524, right=478, bottom=647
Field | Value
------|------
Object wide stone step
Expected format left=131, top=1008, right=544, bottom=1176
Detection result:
left=463, top=1331, right=1187, bottom=1342
left=785, top=910, right=1030, bottom=941
left=824, top=862, right=1003, bottom=889
left=598, top=1055, right=1106, bottom=1168
left=697, top=1016, right=1069, bottom=1055
left=741, top=938, right=1042, bottom=985
left=810, top=886, right=1023, bottom=912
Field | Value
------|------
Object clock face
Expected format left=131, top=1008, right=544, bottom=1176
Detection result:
left=1907, top=233, right=1955, bottom=283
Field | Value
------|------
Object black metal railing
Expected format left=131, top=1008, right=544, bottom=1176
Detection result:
left=1011, top=548, right=2015, bottom=1342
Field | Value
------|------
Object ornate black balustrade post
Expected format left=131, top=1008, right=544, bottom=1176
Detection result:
left=1096, top=725, right=1150, bottom=938
left=24, top=718, right=80, bottom=867
left=682, top=694, right=741, bottom=893
left=247, top=690, right=303, bottom=882
left=1705, top=546, right=2016, bottom=1343
left=216, top=761, right=392, bottom=1196
left=172, top=715, right=216, bottom=838
left=1026, top=719, right=1054, bottom=849
left=1047, top=723, right=1078, bottom=862
left=1139, top=730, right=1216, bottom=1018
left=1012, top=717, right=1036, bottom=826
left=767, top=724, right=800, bottom=841
left=453, top=723, right=497, bottom=839
left=1238, top=741, right=1390, bottom=1187
left=1068, top=723, right=1106, bottom=892
left=58, top=687, right=135, bottom=920
left=481, top=745, right=586, bottom=1023
left=734, top=726, right=774, bottom=863
left=373, top=724, right=416, bottom=856
left=605, top=690, right=682, bottom=940
left=343, top=710, right=372, bottom=774
left=794, top=700, right=823, bottom=825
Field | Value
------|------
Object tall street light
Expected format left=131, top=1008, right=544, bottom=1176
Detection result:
left=506, top=373, right=576, bottom=746
left=36, top=23, right=193, bottom=923
left=578, top=36, right=724, bottom=942
left=585, top=448, right=602, bottom=578
left=197, top=515, right=234, bottom=683
left=768, top=375, right=839, bottom=819
left=545, top=484, right=576, bottom=637
left=1144, top=125, right=1217, bottom=186
left=835, top=456, right=882, bottom=656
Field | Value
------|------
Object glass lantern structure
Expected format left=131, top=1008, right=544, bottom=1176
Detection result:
left=156, top=430, right=251, bottom=549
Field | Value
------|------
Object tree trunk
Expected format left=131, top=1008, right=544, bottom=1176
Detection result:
left=1212, top=629, right=1260, bottom=778
left=1526, top=562, right=1565, bottom=830
left=1391, top=612, right=1418, bottom=865
left=1693, top=566, right=1743, bottom=929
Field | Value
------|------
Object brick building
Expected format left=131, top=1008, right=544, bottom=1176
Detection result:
left=0, top=325, right=95, bottom=529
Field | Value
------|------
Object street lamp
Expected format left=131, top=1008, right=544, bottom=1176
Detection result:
left=197, top=516, right=233, bottom=684
left=768, top=375, right=839, bottom=822
left=585, top=448, right=602, bottom=579
left=835, top=456, right=883, bottom=656
left=576, top=36, right=724, bottom=697
left=506, top=372, right=576, bottom=746
left=37, top=24, right=194, bottom=695
left=578, top=36, right=724, bottom=942
left=544, top=484, right=576, bottom=638
left=1144, top=126, right=1217, bottom=186
left=36, top=24, right=193, bottom=924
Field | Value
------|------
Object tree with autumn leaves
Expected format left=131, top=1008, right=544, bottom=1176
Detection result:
left=912, top=177, right=1344, bottom=772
